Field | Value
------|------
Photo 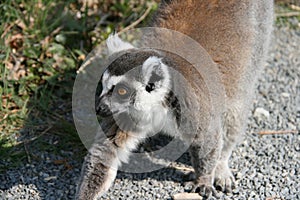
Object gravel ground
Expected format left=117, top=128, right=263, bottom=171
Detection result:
left=0, top=24, right=299, bottom=200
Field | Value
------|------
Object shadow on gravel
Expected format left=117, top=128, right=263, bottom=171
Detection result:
left=0, top=2, right=89, bottom=198
left=0, top=66, right=86, bottom=197
left=1, top=98, right=193, bottom=198
left=0, top=20, right=193, bottom=200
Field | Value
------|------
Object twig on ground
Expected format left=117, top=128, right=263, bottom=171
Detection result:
left=0, top=113, right=9, bottom=123
left=23, top=142, right=31, bottom=163
left=258, top=130, right=298, bottom=135
left=172, top=165, right=194, bottom=172
left=16, top=125, right=53, bottom=145
left=265, top=196, right=285, bottom=200
left=96, top=13, right=111, bottom=27
left=119, top=4, right=153, bottom=34
left=290, top=4, right=300, bottom=11
left=77, top=4, right=153, bottom=73
left=41, top=26, right=63, bottom=48
left=1, top=23, right=15, bottom=39
left=54, top=159, right=73, bottom=172
left=276, top=11, right=300, bottom=17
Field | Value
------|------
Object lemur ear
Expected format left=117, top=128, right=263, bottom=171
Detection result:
left=142, top=56, right=170, bottom=91
left=106, top=33, right=135, bottom=55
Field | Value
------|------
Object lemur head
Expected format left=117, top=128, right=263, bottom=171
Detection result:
left=96, top=34, right=172, bottom=133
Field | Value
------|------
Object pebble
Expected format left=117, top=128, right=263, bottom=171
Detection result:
left=253, top=107, right=270, bottom=122
left=173, top=193, right=202, bottom=200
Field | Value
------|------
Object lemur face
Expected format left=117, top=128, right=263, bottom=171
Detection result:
left=96, top=50, right=171, bottom=133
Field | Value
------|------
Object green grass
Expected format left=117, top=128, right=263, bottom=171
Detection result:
left=275, top=3, right=300, bottom=28
left=0, top=0, right=157, bottom=172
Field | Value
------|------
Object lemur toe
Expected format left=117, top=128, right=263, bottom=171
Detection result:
left=184, top=180, right=219, bottom=198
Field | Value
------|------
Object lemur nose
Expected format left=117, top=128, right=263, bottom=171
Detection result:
left=96, top=96, right=112, bottom=117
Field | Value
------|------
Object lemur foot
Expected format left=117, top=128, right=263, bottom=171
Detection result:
left=184, top=175, right=218, bottom=198
left=214, top=161, right=236, bottom=193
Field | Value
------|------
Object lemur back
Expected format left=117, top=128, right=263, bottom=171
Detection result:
left=75, top=1, right=273, bottom=199
left=153, top=0, right=273, bottom=98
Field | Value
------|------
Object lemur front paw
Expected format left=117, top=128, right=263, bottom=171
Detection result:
left=184, top=175, right=217, bottom=198
left=214, top=161, right=236, bottom=193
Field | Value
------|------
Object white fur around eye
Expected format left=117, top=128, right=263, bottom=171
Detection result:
left=106, top=34, right=135, bottom=55
left=101, top=72, right=123, bottom=96
left=102, top=71, right=110, bottom=85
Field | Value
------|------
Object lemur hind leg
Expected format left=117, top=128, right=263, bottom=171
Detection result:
left=187, top=129, right=223, bottom=197
left=214, top=106, right=246, bottom=193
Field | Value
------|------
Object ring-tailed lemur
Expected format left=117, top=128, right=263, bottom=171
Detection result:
left=75, top=0, right=273, bottom=199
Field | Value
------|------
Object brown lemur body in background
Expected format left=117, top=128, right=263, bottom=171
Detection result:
left=75, top=0, right=274, bottom=199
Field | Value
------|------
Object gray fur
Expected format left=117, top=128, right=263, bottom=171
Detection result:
left=75, top=0, right=273, bottom=199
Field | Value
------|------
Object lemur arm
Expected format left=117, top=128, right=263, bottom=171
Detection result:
left=75, top=135, right=119, bottom=200
left=75, top=121, right=139, bottom=200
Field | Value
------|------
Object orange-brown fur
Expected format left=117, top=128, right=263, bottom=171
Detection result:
left=153, top=0, right=262, bottom=98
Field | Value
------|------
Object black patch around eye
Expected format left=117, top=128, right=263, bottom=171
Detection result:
left=145, top=83, right=155, bottom=93
left=108, top=85, right=115, bottom=95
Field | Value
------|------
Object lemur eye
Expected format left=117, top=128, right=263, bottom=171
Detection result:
left=118, top=88, right=127, bottom=96
left=115, top=84, right=130, bottom=98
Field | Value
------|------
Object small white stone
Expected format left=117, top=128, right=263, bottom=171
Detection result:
left=281, top=92, right=290, bottom=98
left=287, top=122, right=296, bottom=130
left=236, top=172, right=243, bottom=179
left=173, top=193, right=202, bottom=200
left=44, top=176, right=57, bottom=181
left=253, top=107, right=270, bottom=121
